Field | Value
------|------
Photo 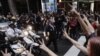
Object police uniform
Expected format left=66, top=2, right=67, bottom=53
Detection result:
left=5, top=26, right=22, bottom=44
left=46, top=23, right=58, bottom=52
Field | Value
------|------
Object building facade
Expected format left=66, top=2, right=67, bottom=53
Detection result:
left=57, top=0, right=100, bottom=13
left=0, top=0, right=42, bottom=14
left=0, top=0, right=100, bottom=14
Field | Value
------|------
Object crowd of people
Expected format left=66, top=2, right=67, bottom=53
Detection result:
left=0, top=4, right=100, bottom=56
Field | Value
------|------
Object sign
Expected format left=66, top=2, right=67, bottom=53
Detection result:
left=41, top=0, right=57, bottom=13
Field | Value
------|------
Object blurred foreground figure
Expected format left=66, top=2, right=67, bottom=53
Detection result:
left=63, top=4, right=100, bottom=56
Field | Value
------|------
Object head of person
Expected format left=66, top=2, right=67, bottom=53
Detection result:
left=87, top=37, right=100, bottom=56
left=9, top=23, right=16, bottom=29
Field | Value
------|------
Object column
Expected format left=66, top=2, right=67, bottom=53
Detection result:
left=90, top=2, right=94, bottom=12
left=72, top=1, right=77, bottom=9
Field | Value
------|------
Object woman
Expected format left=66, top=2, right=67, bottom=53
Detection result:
left=63, top=4, right=100, bottom=56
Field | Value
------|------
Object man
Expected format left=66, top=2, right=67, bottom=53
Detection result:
left=46, top=21, right=58, bottom=52
left=5, top=23, right=22, bottom=43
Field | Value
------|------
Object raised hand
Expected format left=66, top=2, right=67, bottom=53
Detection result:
left=39, top=39, right=46, bottom=49
left=25, top=45, right=34, bottom=56
left=83, top=14, right=95, bottom=33
left=1, top=49, right=11, bottom=56
left=27, top=50, right=34, bottom=56
left=39, top=39, right=58, bottom=56
left=68, top=3, right=80, bottom=16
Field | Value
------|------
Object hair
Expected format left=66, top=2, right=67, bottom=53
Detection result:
left=9, top=23, right=15, bottom=28
left=89, top=37, right=100, bottom=56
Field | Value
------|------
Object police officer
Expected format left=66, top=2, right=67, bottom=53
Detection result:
left=5, top=23, right=22, bottom=43
left=45, top=18, right=58, bottom=52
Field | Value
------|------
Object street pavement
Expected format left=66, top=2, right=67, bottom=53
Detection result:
left=41, top=38, right=86, bottom=56
left=56, top=39, right=86, bottom=56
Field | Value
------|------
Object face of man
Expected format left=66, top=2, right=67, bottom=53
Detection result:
left=9, top=24, right=15, bottom=29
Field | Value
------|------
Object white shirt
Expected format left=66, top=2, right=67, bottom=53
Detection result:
left=21, top=29, right=40, bottom=38
left=28, top=30, right=40, bottom=38
left=5, top=27, right=22, bottom=38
